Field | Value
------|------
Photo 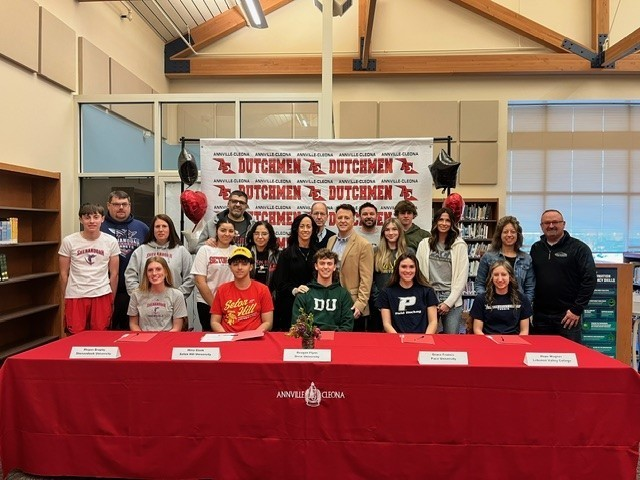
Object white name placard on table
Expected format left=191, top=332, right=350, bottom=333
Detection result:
left=418, top=351, right=468, bottom=365
left=70, top=346, right=121, bottom=359
left=524, top=352, right=578, bottom=367
left=172, top=347, right=221, bottom=361
left=283, top=349, right=332, bottom=363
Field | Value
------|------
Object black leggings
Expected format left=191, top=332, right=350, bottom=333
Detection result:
left=197, top=302, right=213, bottom=332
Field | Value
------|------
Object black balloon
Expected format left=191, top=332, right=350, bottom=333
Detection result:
left=178, top=146, right=198, bottom=186
left=429, top=149, right=460, bottom=189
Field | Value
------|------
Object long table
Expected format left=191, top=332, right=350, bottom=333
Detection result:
left=1, top=332, right=639, bottom=479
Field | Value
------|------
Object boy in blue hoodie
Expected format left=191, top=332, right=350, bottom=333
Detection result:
left=292, top=248, right=354, bottom=332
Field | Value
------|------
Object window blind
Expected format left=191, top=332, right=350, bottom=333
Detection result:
left=507, top=103, right=640, bottom=252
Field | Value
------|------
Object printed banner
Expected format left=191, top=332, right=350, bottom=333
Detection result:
left=200, top=138, right=434, bottom=241
left=582, top=267, right=618, bottom=358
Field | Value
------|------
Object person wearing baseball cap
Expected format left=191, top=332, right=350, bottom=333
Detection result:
left=210, top=246, right=274, bottom=333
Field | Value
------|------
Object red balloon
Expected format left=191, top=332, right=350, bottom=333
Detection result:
left=180, top=190, right=207, bottom=224
left=443, top=193, right=465, bottom=223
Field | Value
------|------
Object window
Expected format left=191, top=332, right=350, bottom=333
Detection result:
left=81, top=104, right=154, bottom=173
left=507, top=103, right=640, bottom=253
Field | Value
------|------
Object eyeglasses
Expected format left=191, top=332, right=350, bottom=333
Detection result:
left=109, top=202, right=130, bottom=208
left=229, top=199, right=247, bottom=206
left=541, top=220, right=564, bottom=226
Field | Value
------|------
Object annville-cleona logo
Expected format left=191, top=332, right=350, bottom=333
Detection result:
left=276, top=382, right=345, bottom=407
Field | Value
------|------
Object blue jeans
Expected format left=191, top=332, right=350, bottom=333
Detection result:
left=436, top=290, right=463, bottom=334
left=440, top=305, right=463, bottom=334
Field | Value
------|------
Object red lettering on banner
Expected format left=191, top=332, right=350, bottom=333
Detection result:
left=328, top=158, right=394, bottom=174
left=394, top=157, right=418, bottom=174
left=239, top=185, right=302, bottom=200
left=305, top=185, right=326, bottom=201
left=328, top=185, right=393, bottom=201
left=354, top=211, right=393, bottom=226
left=252, top=210, right=306, bottom=226
left=396, top=185, right=418, bottom=201
left=302, top=159, right=327, bottom=174
left=237, top=158, right=302, bottom=174
left=215, top=185, right=232, bottom=200
left=212, top=158, right=235, bottom=174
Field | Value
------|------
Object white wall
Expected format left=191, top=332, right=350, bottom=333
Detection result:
left=0, top=0, right=167, bottom=235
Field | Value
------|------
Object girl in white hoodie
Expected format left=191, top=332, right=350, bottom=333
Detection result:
left=416, top=207, right=468, bottom=334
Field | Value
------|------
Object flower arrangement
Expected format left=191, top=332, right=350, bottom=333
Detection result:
left=287, top=308, right=321, bottom=349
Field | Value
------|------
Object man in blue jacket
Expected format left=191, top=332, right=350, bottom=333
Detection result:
left=530, top=209, right=596, bottom=344
left=101, top=190, right=149, bottom=330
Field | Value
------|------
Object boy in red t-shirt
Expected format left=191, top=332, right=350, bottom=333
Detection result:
left=210, top=247, right=274, bottom=333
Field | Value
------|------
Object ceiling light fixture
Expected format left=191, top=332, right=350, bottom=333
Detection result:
left=237, top=0, right=268, bottom=29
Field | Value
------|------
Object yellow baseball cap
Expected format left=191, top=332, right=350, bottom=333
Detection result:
left=228, top=246, right=253, bottom=263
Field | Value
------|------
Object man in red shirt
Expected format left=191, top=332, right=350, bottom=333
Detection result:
left=210, top=247, right=274, bottom=333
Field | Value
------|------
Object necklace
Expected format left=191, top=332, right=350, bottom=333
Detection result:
left=298, top=246, right=310, bottom=261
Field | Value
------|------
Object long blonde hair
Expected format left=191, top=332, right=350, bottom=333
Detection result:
left=139, top=256, right=174, bottom=292
left=374, top=217, right=409, bottom=273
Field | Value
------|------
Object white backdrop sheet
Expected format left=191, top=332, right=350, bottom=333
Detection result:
left=200, top=138, right=433, bottom=240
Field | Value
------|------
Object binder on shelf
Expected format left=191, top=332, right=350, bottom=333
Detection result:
left=0, top=217, right=18, bottom=244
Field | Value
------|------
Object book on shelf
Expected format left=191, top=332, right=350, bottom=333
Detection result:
left=460, top=223, right=489, bottom=239
left=463, top=280, right=476, bottom=296
left=0, top=217, right=18, bottom=244
left=463, top=203, right=493, bottom=221
left=468, top=242, right=488, bottom=258
left=0, top=253, right=8, bottom=281
left=468, top=260, right=479, bottom=277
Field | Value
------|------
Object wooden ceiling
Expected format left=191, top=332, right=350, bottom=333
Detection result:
left=82, top=0, right=640, bottom=78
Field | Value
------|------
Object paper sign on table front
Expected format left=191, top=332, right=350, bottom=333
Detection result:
left=283, top=349, right=332, bottom=362
left=172, top=347, right=221, bottom=361
left=70, top=346, right=121, bottom=359
left=418, top=351, right=468, bottom=365
left=524, top=352, right=578, bottom=367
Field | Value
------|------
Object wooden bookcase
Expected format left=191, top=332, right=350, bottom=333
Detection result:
left=0, top=162, right=62, bottom=361
left=622, top=252, right=640, bottom=294
left=432, top=198, right=499, bottom=311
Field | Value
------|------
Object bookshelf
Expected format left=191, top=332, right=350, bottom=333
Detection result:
left=433, top=198, right=499, bottom=312
left=623, top=252, right=640, bottom=293
left=0, top=162, right=62, bottom=361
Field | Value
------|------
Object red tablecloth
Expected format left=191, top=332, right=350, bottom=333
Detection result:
left=1, top=332, right=639, bottom=479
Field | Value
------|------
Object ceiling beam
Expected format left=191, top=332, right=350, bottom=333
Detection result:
left=358, top=0, right=377, bottom=66
left=603, top=26, right=640, bottom=66
left=591, top=0, right=609, bottom=50
left=170, top=0, right=293, bottom=60
left=447, top=0, right=582, bottom=53
left=167, top=53, right=640, bottom=78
